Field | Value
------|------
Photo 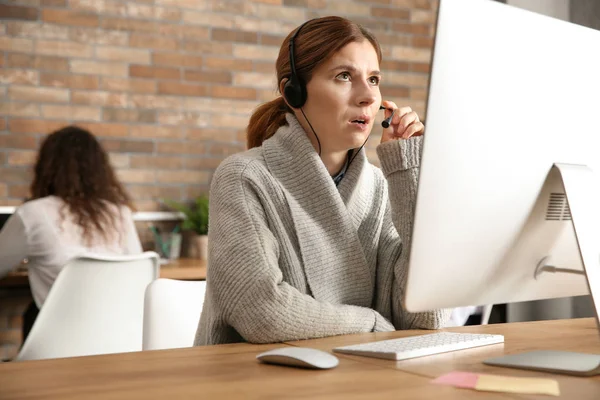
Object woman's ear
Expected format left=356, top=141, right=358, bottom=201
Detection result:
left=279, top=78, right=294, bottom=109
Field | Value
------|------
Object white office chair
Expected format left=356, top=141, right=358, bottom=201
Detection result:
left=142, top=279, right=206, bottom=350
left=16, top=252, right=160, bottom=361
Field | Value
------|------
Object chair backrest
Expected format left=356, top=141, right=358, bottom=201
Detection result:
left=142, top=278, right=206, bottom=351
left=16, top=252, right=159, bottom=361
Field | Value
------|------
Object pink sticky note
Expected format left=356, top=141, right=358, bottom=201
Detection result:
left=432, top=372, right=479, bottom=389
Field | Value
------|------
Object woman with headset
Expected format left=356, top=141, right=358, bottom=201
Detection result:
left=195, top=16, right=450, bottom=346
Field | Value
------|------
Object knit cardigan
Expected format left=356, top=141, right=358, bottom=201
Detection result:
left=194, top=114, right=450, bottom=345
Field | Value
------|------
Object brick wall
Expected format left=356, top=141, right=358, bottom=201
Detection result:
left=0, top=0, right=438, bottom=360
left=1, top=0, right=437, bottom=210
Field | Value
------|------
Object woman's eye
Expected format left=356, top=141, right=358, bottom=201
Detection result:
left=336, top=72, right=351, bottom=81
left=369, top=76, right=381, bottom=86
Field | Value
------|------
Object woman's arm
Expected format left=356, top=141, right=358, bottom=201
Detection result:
left=208, top=158, right=393, bottom=344
left=0, top=212, right=28, bottom=277
left=376, top=137, right=451, bottom=329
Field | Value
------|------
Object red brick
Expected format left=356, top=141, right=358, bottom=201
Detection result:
left=393, top=22, right=431, bottom=35
left=158, top=111, right=210, bottom=127
left=5, top=21, right=69, bottom=40
left=34, top=40, right=94, bottom=58
left=187, top=128, right=237, bottom=142
left=253, top=61, right=274, bottom=74
left=211, top=114, right=250, bottom=129
left=233, top=44, right=277, bottom=61
left=101, top=17, right=156, bottom=33
left=8, top=85, right=69, bottom=103
left=152, top=53, right=203, bottom=68
left=108, top=153, right=129, bottom=169
left=130, top=95, right=181, bottom=109
left=0, top=53, right=3, bottom=68
left=127, top=185, right=182, bottom=199
left=0, top=103, right=40, bottom=118
left=0, top=118, right=6, bottom=131
left=210, top=86, right=257, bottom=100
left=182, top=41, right=233, bottom=56
left=101, top=139, right=154, bottom=153
left=79, top=122, right=130, bottom=137
left=411, top=63, right=430, bottom=73
left=0, top=134, right=37, bottom=149
left=371, top=6, right=410, bottom=19
left=381, top=60, right=410, bottom=72
left=207, top=142, right=245, bottom=157
left=7, top=151, right=36, bottom=166
left=158, top=82, right=208, bottom=97
left=212, top=28, right=258, bottom=44
left=156, top=141, right=205, bottom=155
left=42, top=9, right=98, bottom=27
left=382, top=86, right=411, bottom=98
left=40, top=73, right=99, bottom=90
left=260, top=34, right=284, bottom=46
left=0, top=183, right=6, bottom=197
left=0, top=37, right=34, bottom=52
left=184, top=70, right=231, bottom=84
left=41, top=105, right=101, bottom=121
left=72, top=91, right=129, bottom=107
left=184, top=157, right=223, bottom=169
left=69, top=27, right=129, bottom=46
left=5, top=53, right=69, bottom=71
left=103, top=109, right=156, bottom=123
left=0, top=70, right=39, bottom=86
left=0, top=4, right=39, bottom=20
left=7, top=183, right=29, bottom=198
left=96, top=46, right=151, bottom=64
left=176, top=25, right=209, bottom=41
left=8, top=119, right=69, bottom=134
left=413, top=36, right=434, bottom=48
left=130, top=125, right=183, bottom=139
left=101, top=78, right=156, bottom=94
left=71, top=60, right=128, bottom=77
left=130, top=155, right=183, bottom=169
left=117, top=169, right=156, bottom=184
left=42, top=0, right=67, bottom=6
left=205, top=56, right=252, bottom=71
left=130, top=65, right=180, bottom=80
left=129, top=33, right=179, bottom=51
left=182, top=10, right=234, bottom=28
left=156, top=170, right=210, bottom=184
left=0, top=168, right=34, bottom=183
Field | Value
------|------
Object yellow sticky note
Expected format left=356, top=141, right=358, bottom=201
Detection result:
left=476, top=374, right=560, bottom=396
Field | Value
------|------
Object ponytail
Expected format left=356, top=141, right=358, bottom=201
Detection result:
left=246, top=97, right=289, bottom=149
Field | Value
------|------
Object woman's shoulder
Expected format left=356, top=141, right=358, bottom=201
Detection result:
left=16, top=196, right=63, bottom=215
left=214, top=147, right=269, bottom=183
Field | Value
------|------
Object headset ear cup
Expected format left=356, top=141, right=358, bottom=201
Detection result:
left=283, top=77, right=307, bottom=109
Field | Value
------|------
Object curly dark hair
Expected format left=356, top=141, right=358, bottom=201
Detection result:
left=30, top=125, right=134, bottom=245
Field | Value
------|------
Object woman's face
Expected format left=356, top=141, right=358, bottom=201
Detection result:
left=295, top=40, right=382, bottom=154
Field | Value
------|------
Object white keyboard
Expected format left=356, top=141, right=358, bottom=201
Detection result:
left=333, top=332, right=504, bottom=361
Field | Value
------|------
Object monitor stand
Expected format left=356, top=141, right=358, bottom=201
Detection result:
left=484, top=163, right=600, bottom=377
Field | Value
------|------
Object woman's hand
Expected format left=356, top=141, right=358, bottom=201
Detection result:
left=380, top=100, right=424, bottom=144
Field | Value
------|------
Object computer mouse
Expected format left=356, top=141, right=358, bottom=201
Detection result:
left=256, top=347, right=339, bottom=369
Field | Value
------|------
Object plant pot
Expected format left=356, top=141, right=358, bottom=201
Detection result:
left=188, top=234, right=208, bottom=260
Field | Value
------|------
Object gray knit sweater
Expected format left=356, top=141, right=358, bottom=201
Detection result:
left=194, top=114, right=450, bottom=346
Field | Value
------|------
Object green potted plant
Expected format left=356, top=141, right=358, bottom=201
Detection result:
left=164, top=195, right=209, bottom=260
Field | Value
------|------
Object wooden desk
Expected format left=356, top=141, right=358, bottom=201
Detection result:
left=286, top=318, right=600, bottom=399
left=0, top=258, right=207, bottom=288
left=1, top=320, right=599, bottom=398
left=159, top=258, right=207, bottom=281
left=0, top=340, right=512, bottom=399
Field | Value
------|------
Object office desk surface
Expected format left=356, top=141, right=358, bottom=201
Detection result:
left=0, top=342, right=511, bottom=400
left=0, top=258, right=207, bottom=288
left=286, top=318, right=600, bottom=399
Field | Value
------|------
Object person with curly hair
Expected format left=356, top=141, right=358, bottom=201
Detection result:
left=0, top=125, right=142, bottom=338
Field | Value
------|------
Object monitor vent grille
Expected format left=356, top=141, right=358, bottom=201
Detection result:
left=546, top=193, right=572, bottom=221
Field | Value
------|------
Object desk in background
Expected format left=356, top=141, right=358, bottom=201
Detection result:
left=0, top=258, right=206, bottom=360
left=1, top=319, right=599, bottom=399
left=0, top=258, right=207, bottom=288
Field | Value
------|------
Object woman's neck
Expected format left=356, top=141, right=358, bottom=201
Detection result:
left=320, top=151, right=348, bottom=176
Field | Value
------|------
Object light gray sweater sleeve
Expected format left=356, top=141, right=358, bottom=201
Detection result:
left=376, top=137, right=451, bottom=329
left=208, top=159, right=390, bottom=344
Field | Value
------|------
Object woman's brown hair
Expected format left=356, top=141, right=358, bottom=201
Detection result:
left=246, top=16, right=382, bottom=149
left=30, top=125, right=134, bottom=245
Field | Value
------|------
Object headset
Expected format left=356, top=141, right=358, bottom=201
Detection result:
left=283, top=19, right=312, bottom=109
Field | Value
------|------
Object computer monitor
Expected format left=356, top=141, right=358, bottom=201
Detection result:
left=404, top=0, right=600, bottom=375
